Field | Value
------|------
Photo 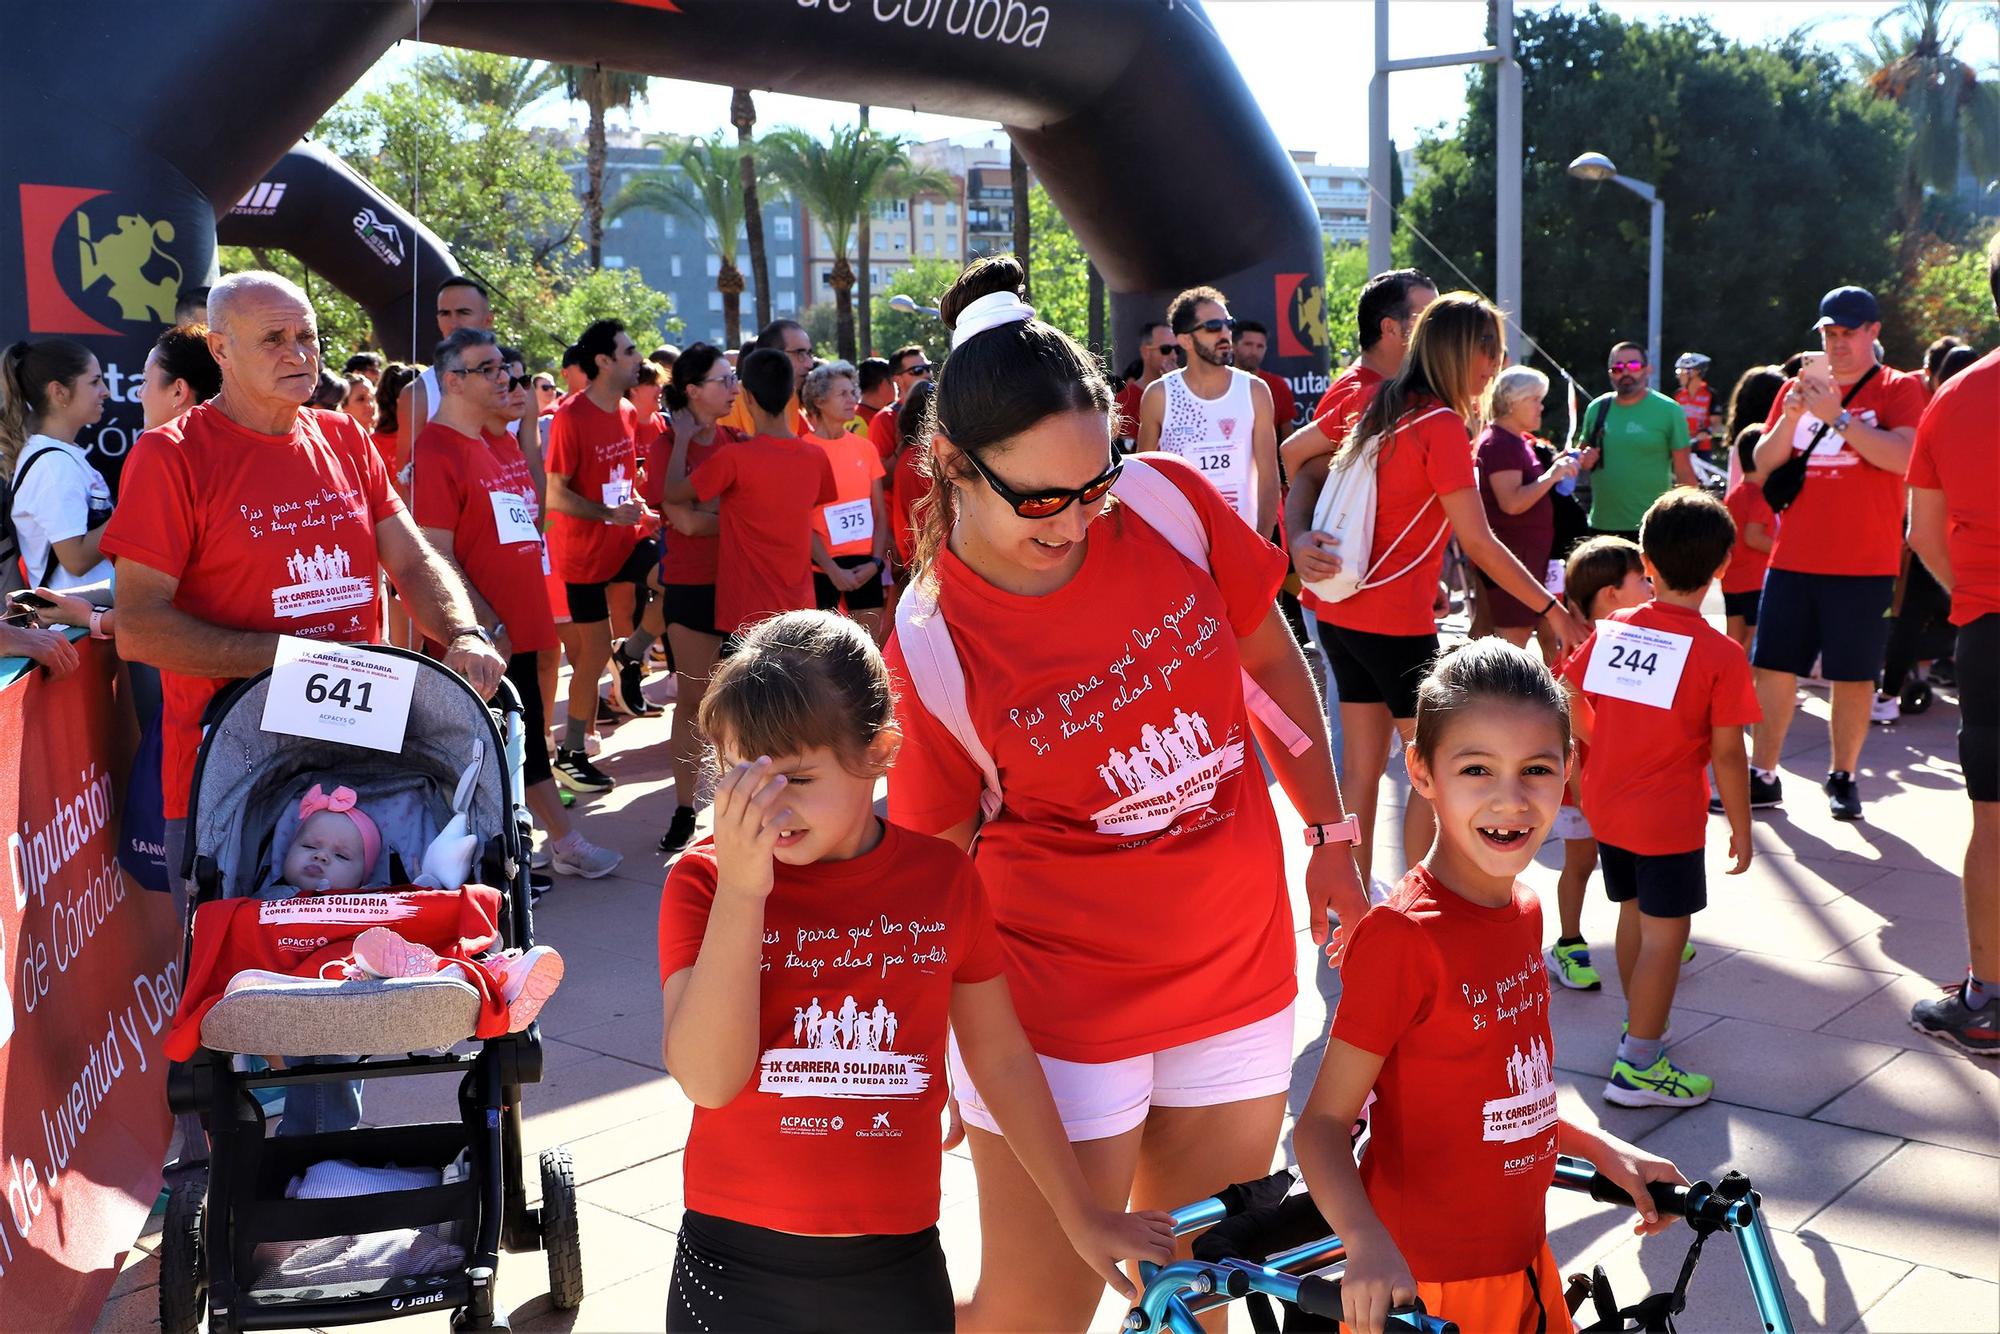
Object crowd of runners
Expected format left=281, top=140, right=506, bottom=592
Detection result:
left=0, top=231, right=1993, bottom=1332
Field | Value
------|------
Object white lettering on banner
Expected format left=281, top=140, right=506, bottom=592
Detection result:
left=261, top=637, right=418, bottom=753
left=760, top=995, right=926, bottom=1098
left=9, top=764, right=115, bottom=911
left=270, top=540, right=373, bottom=620
left=256, top=894, right=421, bottom=926
left=488, top=490, right=541, bottom=546
left=806, top=0, right=1052, bottom=49
left=823, top=497, right=874, bottom=544
left=1581, top=621, right=1693, bottom=711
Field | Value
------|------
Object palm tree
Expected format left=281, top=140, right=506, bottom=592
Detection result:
left=732, top=89, right=772, bottom=333
left=562, top=64, right=651, bottom=268
left=609, top=133, right=770, bottom=347
left=764, top=126, right=950, bottom=361
left=1010, top=139, right=1032, bottom=299
left=858, top=105, right=873, bottom=355
left=415, top=51, right=565, bottom=122
left=1852, top=0, right=2000, bottom=233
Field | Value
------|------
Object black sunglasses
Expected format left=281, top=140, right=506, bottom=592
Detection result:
left=1154, top=345, right=1184, bottom=359
left=505, top=373, right=531, bottom=390
left=1178, top=318, right=1236, bottom=335
left=963, top=446, right=1122, bottom=519
left=900, top=363, right=934, bottom=378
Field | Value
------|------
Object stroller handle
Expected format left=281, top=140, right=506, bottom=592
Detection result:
left=1552, top=1155, right=1755, bottom=1231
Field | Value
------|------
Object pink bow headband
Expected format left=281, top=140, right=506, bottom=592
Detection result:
left=297, top=784, right=382, bottom=875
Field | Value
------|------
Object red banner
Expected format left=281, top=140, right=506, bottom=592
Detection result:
left=0, top=639, right=178, bottom=1329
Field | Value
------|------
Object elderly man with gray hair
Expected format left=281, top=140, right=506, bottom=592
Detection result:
left=1473, top=364, right=1579, bottom=647
left=101, top=271, right=507, bottom=911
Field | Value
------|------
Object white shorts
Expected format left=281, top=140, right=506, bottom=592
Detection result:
left=1549, top=805, right=1593, bottom=842
left=948, top=1003, right=1295, bottom=1143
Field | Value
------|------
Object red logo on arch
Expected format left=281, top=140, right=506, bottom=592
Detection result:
left=19, top=184, right=118, bottom=335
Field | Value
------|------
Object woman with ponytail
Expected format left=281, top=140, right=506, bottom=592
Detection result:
left=3, top=338, right=115, bottom=592
left=884, top=255, right=1366, bottom=1330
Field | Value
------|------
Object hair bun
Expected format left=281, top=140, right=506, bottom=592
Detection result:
left=939, top=255, right=1026, bottom=330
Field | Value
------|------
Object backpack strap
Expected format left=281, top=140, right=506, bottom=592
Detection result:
left=4, top=446, right=64, bottom=589
left=893, top=576, right=1004, bottom=825
left=1114, top=458, right=1313, bottom=759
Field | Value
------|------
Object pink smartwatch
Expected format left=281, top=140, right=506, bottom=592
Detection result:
left=1302, top=816, right=1362, bottom=848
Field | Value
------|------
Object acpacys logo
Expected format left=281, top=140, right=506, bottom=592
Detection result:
left=19, top=184, right=188, bottom=334
left=1274, top=272, right=1329, bottom=360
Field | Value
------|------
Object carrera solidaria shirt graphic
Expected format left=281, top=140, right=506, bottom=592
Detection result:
left=657, top=824, right=1004, bottom=1235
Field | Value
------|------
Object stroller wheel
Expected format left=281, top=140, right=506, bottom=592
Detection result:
left=1900, top=679, right=1934, bottom=715
left=540, top=1146, right=585, bottom=1310
left=159, top=1179, right=208, bottom=1334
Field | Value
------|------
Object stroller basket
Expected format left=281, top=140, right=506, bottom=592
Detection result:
left=1127, top=1155, right=1794, bottom=1334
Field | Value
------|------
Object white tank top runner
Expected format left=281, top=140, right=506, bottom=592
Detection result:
left=1158, top=367, right=1257, bottom=526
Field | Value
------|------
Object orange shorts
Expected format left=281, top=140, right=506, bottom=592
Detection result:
left=1342, top=1243, right=1573, bottom=1334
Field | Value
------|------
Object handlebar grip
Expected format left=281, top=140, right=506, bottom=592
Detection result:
left=1293, top=1280, right=1458, bottom=1334
left=1585, top=1173, right=1692, bottom=1217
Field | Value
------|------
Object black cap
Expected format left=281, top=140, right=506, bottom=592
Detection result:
left=1814, top=286, right=1880, bottom=330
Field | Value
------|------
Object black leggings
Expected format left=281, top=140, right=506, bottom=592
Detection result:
left=505, top=650, right=551, bottom=788
left=1882, top=557, right=1954, bottom=694
left=667, top=1210, right=954, bottom=1333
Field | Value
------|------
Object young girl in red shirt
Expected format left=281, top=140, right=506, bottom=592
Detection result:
left=657, top=611, right=1172, bottom=1333
left=1295, top=640, right=1688, bottom=1334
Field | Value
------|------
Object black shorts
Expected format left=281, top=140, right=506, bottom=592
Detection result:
left=666, top=1210, right=953, bottom=1334
left=1278, top=586, right=1312, bottom=650
left=504, top=650, right=551, bottom=788
left=1723, top=589, right=1761, bottom=626
left=1960, top=613, right=1999, bottom=804
left=814, top=554, right=887, bottom=612
left=1318, top=623, right=1438, bottom=720
left=1751, top=568, right=1894, bottom=681
left=1599, top=842, right=1706, bottom=918
left=660, top=581, right=723, bottom=639
left=564, top=536, right=660, bottom=624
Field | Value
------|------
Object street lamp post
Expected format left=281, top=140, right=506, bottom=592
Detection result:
left=888, top=292, right=940, bottom=319
left=1568, top=151, right=1665, bottom=388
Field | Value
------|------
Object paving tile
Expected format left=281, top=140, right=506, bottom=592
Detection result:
left=576, top=1152, right=684, bottom=1218
left=560, top=1007, right=667, bottom=1070
left=1845, top=1264, right=2000, bottom=1332
left=1839, top=865, right=1977, bottom=925
left=1547, top=982, right=1724, bottom=1077
left=1555, top=1069, right=1688, bottom=1142
left=1813, top=1049, right=2000, bottom=1156
left=1823, top=913, right=1984, bottom=981
left=1819, top=973, right=1990, bottom=1060
left=1688, top=894, right=1886, bottom=962
left=531, top=942, right=663, bottom=1036
left=1655, top=1018, right=1900, bottom=1117
left=1804, top=1143, right=2000, bottom=1282
left=1634, top=1102, right=1900, bottom=1231
left=508, top=1260, right=673, bottom=1332
left=1706, top=847, right=1893, bottom=905
left=1589, top=1219, right=1910, bottom=1334
left=1674, top=952, right=1897, bottom=1032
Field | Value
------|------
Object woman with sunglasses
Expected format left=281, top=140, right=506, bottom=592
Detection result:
left=885, top=256, right=1366, bottom=1332
left=1299, top=293, right=1588, bottom=895
left=645, top=343, right=752, bottom=855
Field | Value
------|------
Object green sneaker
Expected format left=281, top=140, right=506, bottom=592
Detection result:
left=1605, top=1053, right=1713, bottom=1108
left=1547, top=941, right=1602, bottom=991
left=1682, top=941, right=1697, bottom=964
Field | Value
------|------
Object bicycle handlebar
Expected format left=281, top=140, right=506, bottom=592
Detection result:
left=1551, top=1156, right=1755, bottom=1230
left=1294, top=1277, right=1457, bottom=1334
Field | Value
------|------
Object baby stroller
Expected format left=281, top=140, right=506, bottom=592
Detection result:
left=161, top=647, right=581, bottom=1333
left=1129, top=1156, right=1794, bottom=1334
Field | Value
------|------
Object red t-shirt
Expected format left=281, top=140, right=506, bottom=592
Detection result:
left=1315, top=403, right=1476, bottom=638
left=1299, top=364, right=1387, bottom=615
left=1676, top=385, right=1713, bottom=438
left=867, top=405, right=902, bottom=462
left=1553, top=645, right=1591, bottom=813
left=884, top=456, right=1294, bottom=1062
left=633, top=408, right=667, bottom=491
left=1721, top=478, right=1776, bottom=596
left=1254, top=368, right=1298, bottom=433
left=1905, top=348, right=2000, bottom=626
left=1760, top=367, right=1927, bottom=577
left=1564, top=601, right=1760, bottom=855
left=890, top=435, right=934, bottom=565
left=1115, top=379, right=1146, bottom=441
left=412, top=422, right=557, bottom=654
left=546, top=394, right=642, bottom=584
left=1331, top=866, right=1558, bottom=1283
left=690, top=434, right=838, bottom=634
left=808, top=431, right=887, bottom=559
left=101, top=404, right=400, bottom=819
left=370, top=430, right=403, bottom=485
left=648, top=421, right=744, bottom=586
left=657, top=824, right=1005, bottom=1235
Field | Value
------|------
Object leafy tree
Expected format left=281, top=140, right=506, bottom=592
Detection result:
left=414, top=50, right=565, bottom=122
left=610, top=132, right=771, bottom=347
left=1026, top=185, right=1091, bottom=348
left=561, top=64, right=651, bottom=268
left=1321, top=240, right=1370, bottom=366
left=1904, top=231, right=2000, bottom=347
left=1852, top=0, right=2000, bottom=238
left=868, top=257, right=961, bottom=366
left=1401, top=5, right=1910, bottom=428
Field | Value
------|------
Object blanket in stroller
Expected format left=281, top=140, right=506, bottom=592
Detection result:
left=167, top=886, right=509, bottom=1059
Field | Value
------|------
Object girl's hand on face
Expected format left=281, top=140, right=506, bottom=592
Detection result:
left=711, top=757, right=791, bottom=901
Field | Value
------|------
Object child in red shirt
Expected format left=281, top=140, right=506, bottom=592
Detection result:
left=1564, top=490, right=1760, bottom=1109
left=1296, top=640, right=1687, bottom=1334
left=1721, top=428, right=1778, bottom=652
left=657, top=611, right=1171, bottom=1332
left=1544, top=537, right=1651, bottom=994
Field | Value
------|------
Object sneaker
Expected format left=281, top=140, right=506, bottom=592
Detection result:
left=1547, top=941, right=1602, bottom=991
left=550, top=835, right=623, bottom=879
left=595, top=697, right=619, bottom=725
left=1604, top=1053, right=1712, bottom=1108
left=528, top=870, right=553, bottom=900
left=530, top=843, right=551, bottom=871
left=1909, top=981, right=1999, bottom=1058
left=658, top=805, right=699, bottom=856
left=1682, top=941, right=1697, bottom=964
left=1899, top=678, right=1934, bottom=715
left=608, top=644, right=656, bottom=717
left=558, top=788, right=576, bottom=809
left=352, top=927, right=443, bottom=979
left=1824, top=771, right=1862, bottom=822
left=1750, top=770, right=1782, bottom=808
left=1870, top=692, right=1900, bottom=725
left=490, top=947, right=565, bottom=1030
left=552, top=747, right=613, bottom=793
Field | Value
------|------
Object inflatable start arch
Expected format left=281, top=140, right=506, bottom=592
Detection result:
left=4, top=0, right=1329, bottom=480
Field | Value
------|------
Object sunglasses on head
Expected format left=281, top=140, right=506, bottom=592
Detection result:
left=963, top=446, right=1122, bottom=519
left=1610, top=359, right=1646, bottom=373
left=1179, top=317, right=1236, bottom=335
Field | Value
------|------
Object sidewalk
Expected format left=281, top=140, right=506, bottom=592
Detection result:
left=97, top=663, right=1998, bottom=1333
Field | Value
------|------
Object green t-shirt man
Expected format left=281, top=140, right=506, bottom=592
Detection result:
left=1580, top=389, right=1691, bottom=533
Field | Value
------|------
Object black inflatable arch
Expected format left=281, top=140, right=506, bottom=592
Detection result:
left=5, top=0, right=1328, bottom=479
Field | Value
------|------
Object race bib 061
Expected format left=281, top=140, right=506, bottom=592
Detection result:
left=489, top=490, right=541, bottom=546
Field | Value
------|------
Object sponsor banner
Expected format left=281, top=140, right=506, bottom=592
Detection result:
left=0, top=639, right=178, bottom=1327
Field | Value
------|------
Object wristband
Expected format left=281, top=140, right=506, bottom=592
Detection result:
left=88, top=608, right=111, bottom=639
left=1303, top=816, right=1363, bottom=848
left=1538, top=596, right=1559, bottom=618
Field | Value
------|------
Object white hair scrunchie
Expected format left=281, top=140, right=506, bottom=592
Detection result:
left=950, top=290, right=1037, bottom=350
